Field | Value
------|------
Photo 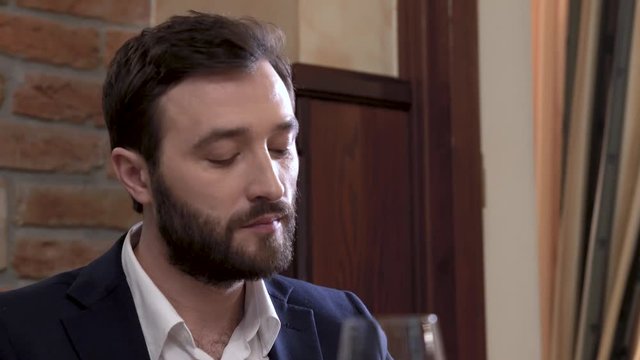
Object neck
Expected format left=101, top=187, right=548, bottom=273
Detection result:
left=133, top=220, right=245, bottom=335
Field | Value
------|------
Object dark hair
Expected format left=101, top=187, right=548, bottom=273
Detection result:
left=103, top=12, right=293, bottom=213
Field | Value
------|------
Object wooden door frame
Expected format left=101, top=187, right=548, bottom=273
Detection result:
left=290, top=63, right=413, bottom=284
left=398, top=0, right=487, bottom=359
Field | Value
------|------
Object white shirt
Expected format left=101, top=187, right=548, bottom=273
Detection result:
left=121, top=222, right=281, bottom=360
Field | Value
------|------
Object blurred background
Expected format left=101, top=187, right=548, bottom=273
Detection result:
left=0, top=0, right=638, bottom=359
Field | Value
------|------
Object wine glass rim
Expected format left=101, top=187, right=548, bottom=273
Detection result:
left=376, top=313, right=439, bottom=324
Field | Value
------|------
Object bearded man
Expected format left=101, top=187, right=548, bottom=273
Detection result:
left=0, top=12, right=389, bottom=360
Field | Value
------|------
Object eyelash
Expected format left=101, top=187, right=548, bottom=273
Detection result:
left=208, top=154, right=239, bottom=167
left=207, top=149, right=291, bottom=167
left=270, top=148, right=291, bottom=158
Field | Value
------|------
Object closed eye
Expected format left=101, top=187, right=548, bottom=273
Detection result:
left=207, top=153, right=239, bottom=167
left=269, top=148, right=291, bottom=158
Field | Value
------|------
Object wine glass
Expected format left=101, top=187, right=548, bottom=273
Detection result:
left=337, top=314, right=446, bottom=360
left=377, top=314, right=446, bottom=360
left=337, top=317, right=388, bottom=360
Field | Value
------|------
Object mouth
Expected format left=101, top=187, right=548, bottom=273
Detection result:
left=241, top=213, right=284, bottom=233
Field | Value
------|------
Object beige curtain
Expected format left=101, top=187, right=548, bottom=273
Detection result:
left=597, top=1, right=640, bottom=357
left=532, top=0, right=568, bottom=358
left=535, top=0, right=640, bottom=358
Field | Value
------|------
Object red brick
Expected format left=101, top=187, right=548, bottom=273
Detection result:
left=17, top=0, right=150, bottom=25
left=105, top=29, right=137, bottom=66
left=0, top=178, right=7, bottom=270
left=0, top=73, right=5, bottom=106
left=13, top=74, right=104, bottom=127
left=106, top=153, right=118, bottom=179
left=15, top=184, right=140, bottom=230
left=12, top=237, right=114, bottom=279
left=0, top=121, right=106, bottom=173
left=0, top=13, right=99, bottom=69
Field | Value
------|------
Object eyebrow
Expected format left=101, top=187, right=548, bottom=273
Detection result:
left=192, top=127, right=249, bottom=151
left=275, top=117, right=300, bottom=136
left=192, top=116, right=299, bottom=151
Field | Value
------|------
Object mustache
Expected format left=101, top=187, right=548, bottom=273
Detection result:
left=227, top=200, right=295, bottom=230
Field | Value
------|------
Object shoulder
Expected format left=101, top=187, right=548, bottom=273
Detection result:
left=0, top=269, right=80, bottom=303
left=0, top=235, right=126, bottom=319
left=0, top=268, right=82, bottom=322
left=0, top=269, right=85, bottom=358
left=266, top=276, right=390, bottom=359
left=266, top=275, right=373, bottom=318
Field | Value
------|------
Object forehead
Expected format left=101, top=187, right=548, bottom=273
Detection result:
left=157, top=61, right=294, bottom=140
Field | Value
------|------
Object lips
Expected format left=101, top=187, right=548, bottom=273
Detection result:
left=243, top=214, right=283, bottom=227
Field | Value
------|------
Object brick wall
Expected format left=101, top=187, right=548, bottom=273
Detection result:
left=0, top=0, right=149, bottom=288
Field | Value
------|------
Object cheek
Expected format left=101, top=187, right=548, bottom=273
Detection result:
left=282, top=157, right=299, bottom=195
left=162, top=162, right=242, bottom=211
left=289, top=156, right=300, bottom=180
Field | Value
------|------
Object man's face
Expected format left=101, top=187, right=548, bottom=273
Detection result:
left=151, top=61, right=299, bottom=285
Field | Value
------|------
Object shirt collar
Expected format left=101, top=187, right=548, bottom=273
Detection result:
left=121, top=222, right=187, bottom=360
left=243, top=279, right=281, bottom=357
left=121, top=222, right=281, bottom=359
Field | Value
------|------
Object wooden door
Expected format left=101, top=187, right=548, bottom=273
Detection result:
left=290, top=64, right=419, bottom=315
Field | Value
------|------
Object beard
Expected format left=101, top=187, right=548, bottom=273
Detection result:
left=151, top=172, right=296, bottom=287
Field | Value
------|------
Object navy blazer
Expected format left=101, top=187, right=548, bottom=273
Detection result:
left=0, top=236, right=389, bottom=359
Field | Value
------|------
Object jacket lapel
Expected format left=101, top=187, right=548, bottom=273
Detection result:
left=62, top=237, right=150, bottom=360
left=59, top=238, right=325, bottom=360
left=267, top=279, right=323, bottom=360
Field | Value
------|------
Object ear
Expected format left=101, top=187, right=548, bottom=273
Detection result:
left=111, top=148, right=153, bottom=209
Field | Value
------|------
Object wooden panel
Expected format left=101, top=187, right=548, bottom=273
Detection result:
left=448, top=2, right=487, bottom=360
left=398, top=0, right=486, bottom=359
left=304, top=99, right=415, bottom=314
left=399, top=1, right=458, bottom=357
left=0, top=178, right=6, bottom=271
left=293, top=63, right=411, bottom=110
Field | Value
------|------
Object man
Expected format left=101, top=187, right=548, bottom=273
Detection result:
left=0, top=12, right=389, bottom=360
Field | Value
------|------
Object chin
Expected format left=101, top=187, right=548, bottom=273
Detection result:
left=236, top=236, right=290, bottom=265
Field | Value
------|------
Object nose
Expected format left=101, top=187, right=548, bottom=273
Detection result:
left=246, top=151, right=285, bottom=202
